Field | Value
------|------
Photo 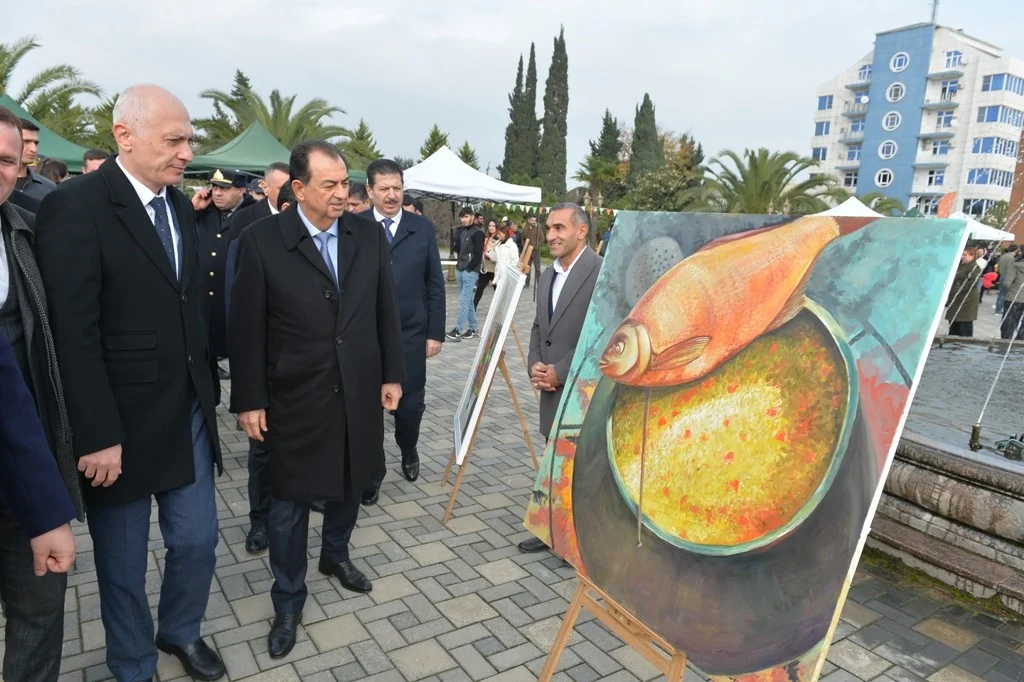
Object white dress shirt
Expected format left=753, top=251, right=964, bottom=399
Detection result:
left=116, top=156, right=180, bottom=275
left=297, top=205, right=340, bottom=277
left=551, top=246, right=588, bottom=312
left=0, top=215, right=9, bottom=308
left=268, top=199, right=279, bottom=215
left=372, top=207, right=402, bottom=239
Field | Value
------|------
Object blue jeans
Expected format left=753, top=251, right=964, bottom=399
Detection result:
left=996, top=287, right=1006, bottom=314
left=455, top=269, right=479, bottom=332
left=87, top=399, right=219, bottom=682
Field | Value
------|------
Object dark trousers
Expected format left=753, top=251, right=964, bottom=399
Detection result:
left=395, top=381, right=426, bottom=453
left=248, top=437, right=271, bottom=527
left=949, top=321, right=974, bottom=337
left=87, top=399, right=218, bottom=682
left=526, top=248, right=541, bottom=287
left=474, top=272, right=494, bottom=309
left=1002, top=303, right=1024, bottom=339
left=269, top=495, right=360, bottom=614
left=0, top=504, right=66, bottom=682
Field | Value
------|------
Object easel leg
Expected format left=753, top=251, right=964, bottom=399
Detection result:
left=538, top=580, right=587, bottom=682
left=510, top=323, right=539, bottom=400
left=441, top=447, right=457, bottom=486
left=498, top=354, right=539, bottom=470
left=667, top=653, right=688, bottom=682
left=443, top=460, right=469, bottom=524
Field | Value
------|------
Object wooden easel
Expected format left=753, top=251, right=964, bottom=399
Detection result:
left=539, top=573, right=688, bottom=681
left=511, top=241, right=539, bottom=400
left=441, top=249, right=538, bottom=523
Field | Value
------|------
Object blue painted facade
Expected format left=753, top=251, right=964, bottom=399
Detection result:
left=859, top=25, right=935, bottom=207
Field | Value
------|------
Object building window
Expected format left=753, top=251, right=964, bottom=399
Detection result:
left=931, top=140, right=950, bottom=155
left=844, top=172, right=858, bottom=188
left=879, top=141, right=898, bottom=160
left=940, top=79, right=959, bottom=98
left=847, top=145, right=862, bottom=161
left=854, top=92, right=869, bottom=105
left=963, top=199, right=999, bottom=217
left=858, top=65, right=872, bottom=82
left=886, top=82, right=906, bottom=102
left=971, top=137, right=1020, bottom=157
left=937, top=110, right=955, bottom=128
left=882, top=111, right=902, bottom=131
left=818, top=95, right=834, bottom=111
left=982, top=73, right=1024, bottom=96
left=945, top=51, right=963, bottom=69
left=875, top=169, right=894, bottom=188
left=812, top=147, right=828, bottom=162
left=918, top=197, right=940, bottom=215
left=851, top=118, right=866, bottom=133
left=968, top=168, right=1014, bottom=187
left=890, top=53, right=910, bottom=73
left=927, top=170, right=945, bottom=186
left=814, top=121, right=831, bottom=136
left=977, top=105, right=1024, bottom=128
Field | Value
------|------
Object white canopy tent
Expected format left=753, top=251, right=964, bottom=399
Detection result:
left=816, top=197, right=1015, bottom=241
left=404, top=146, right=542, bottom=204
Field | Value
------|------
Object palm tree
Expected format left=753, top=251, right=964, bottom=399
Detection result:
left=695, top=148, right=844, bottom=215
left=193, top=81, right=350, bottom=151
left=0, top=36, right=102, bottom=133
left=82, top=93, right=119, bottom=152
left=572, top=154, right=618, bottom=195
left=858, top=191, right=906, bottom=217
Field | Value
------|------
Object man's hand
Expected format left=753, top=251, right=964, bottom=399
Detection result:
left=531, top=363, right=561, bottom=392
left=239, top=409, right=268, bottom=442
left=426, top=340, right=442, bottom=358
left=191, top=188, right=213, bottom=211
left=382, top=383, right=403, bottom=411
left=29, top=524, right=76, bottom=576
left=78, top=444, right=123, bottom=487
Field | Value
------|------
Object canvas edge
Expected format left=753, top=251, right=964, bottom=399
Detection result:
left=807, top=220, right=972, bottom=682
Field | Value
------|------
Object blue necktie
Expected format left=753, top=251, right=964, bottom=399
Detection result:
left=149, top=196, right=177, bottom=278
left=382, top=218, right=394, bottom=245
left=316, top=233, right=339, bottom=288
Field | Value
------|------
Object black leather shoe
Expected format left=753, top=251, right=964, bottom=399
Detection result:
left=319, top=559, right=372, bottom=593
left=245, top=525, right=269, bottom=553
left=517, top=537, right=549, bottom=553
left=268, top=612, right=302, bottom=659
left=362, top=482, right=381, bottom=506
left=401, top=448, right=419, bottom=482
left=310, top=500, right=326, bottom=513
left=154, top=635, right=225, bottom=681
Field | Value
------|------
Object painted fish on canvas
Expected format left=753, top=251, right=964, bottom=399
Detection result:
left=598, top=215, right=875, bottom=388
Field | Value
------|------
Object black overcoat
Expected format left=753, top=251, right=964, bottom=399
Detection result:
left=228, top=206, right=405, bottom=501
left=33, top=157, right=223, bottom=506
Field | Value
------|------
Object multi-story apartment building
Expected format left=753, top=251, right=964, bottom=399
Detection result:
left=811, top=23, right=1024, bottom=218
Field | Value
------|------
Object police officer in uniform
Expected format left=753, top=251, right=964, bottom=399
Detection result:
left=192, top=168, right=252, bottom=380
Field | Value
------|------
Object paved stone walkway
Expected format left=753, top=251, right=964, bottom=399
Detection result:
left=11, top=285, right=1024, bottom=682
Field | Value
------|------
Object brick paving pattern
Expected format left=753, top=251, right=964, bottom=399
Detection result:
left=4, top=285, right=1022, bottom=682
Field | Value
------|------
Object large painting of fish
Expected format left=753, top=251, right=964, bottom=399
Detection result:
left=523, top=211, right=969, bottom=681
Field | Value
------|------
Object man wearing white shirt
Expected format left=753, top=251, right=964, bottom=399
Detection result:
left=34, top=84, right=226, bottom=682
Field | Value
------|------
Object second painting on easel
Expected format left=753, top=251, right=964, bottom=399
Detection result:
left=453, top=262, right=527, bottom=465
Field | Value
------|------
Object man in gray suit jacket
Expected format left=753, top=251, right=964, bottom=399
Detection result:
left=519, top=202, right=601, bottom=553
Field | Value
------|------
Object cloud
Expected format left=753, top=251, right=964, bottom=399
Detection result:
left=5, top=0, right=1023, bottom=182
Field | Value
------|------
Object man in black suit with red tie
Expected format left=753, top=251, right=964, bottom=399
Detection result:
left=34, top=84, right=226, bottom=682
left=229, top=141, right=405, bottom=659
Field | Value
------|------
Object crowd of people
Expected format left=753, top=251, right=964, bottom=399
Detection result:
left=945, top=243, right=1024, bottom=339
left=0, top=82, right=602, bottom=682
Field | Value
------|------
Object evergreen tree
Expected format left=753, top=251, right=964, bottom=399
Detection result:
left=338, top=119, right=382, bottom=170
left=229, top=70, right=253, bottom=103
left=589, top=109, right=621, bottom=162
left=524, top=43, right=541, bottom=178
left=394, top=155, right=417, bottom=170
left=538, top=27, right=570, bottom=197
left=500, top=55, right=526, bottom=180
left=458, top=141, right=480, bottom=170
left=628, top=94, right=665, bottom=186
left=419, top=124, right=449, bottom=160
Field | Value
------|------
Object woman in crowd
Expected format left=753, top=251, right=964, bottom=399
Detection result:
left=474, top=220, right=501, bottom=310
left=946, top=247, right=982, bottom=337
left=39, top=158, right=69, bottom=184
left=488, top=223, right=521, bottom=292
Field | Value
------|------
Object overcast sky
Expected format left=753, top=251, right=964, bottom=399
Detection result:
left=5, top=0, right=1024, bottom=181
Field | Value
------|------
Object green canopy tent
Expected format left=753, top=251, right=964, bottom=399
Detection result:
left=188, top=121, right=366, bottom=183
left=0, top=93, right=91, bottom=173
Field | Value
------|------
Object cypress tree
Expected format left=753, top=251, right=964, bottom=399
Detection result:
left=538, top=27, right=569, bottom=197
left=627, top=93, right=665, bottom=186
left=525, top=43, right=541, bottom=179
left=590, top=109, right=622, bottom=162
left=419, top=124, right=449, bottom=160
left=500, top=55, right=526, bottom=180
left=457, top=141, right=480, bottom=170
left=337, top=119, right=382, bottom=170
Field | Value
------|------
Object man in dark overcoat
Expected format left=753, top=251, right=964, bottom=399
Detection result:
left=228, top=141, right=405, bottom=659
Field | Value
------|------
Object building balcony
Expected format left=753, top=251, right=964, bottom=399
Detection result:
left=842, top=103, right=869, bottom=117
left=838, top=129, right=865, bottom=144
left=919, top=127, right=957, bottom=140
left=845, top=78, right=871, bottom=91
left=927, top=67, right=965, bottom=80
left=922, top=93, right=960, bottom=109
left=910, top=187, right=947, bottom=197
left=913, top=154, right=951, bottom=169
left=835, top=160, right=861, bottom=171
